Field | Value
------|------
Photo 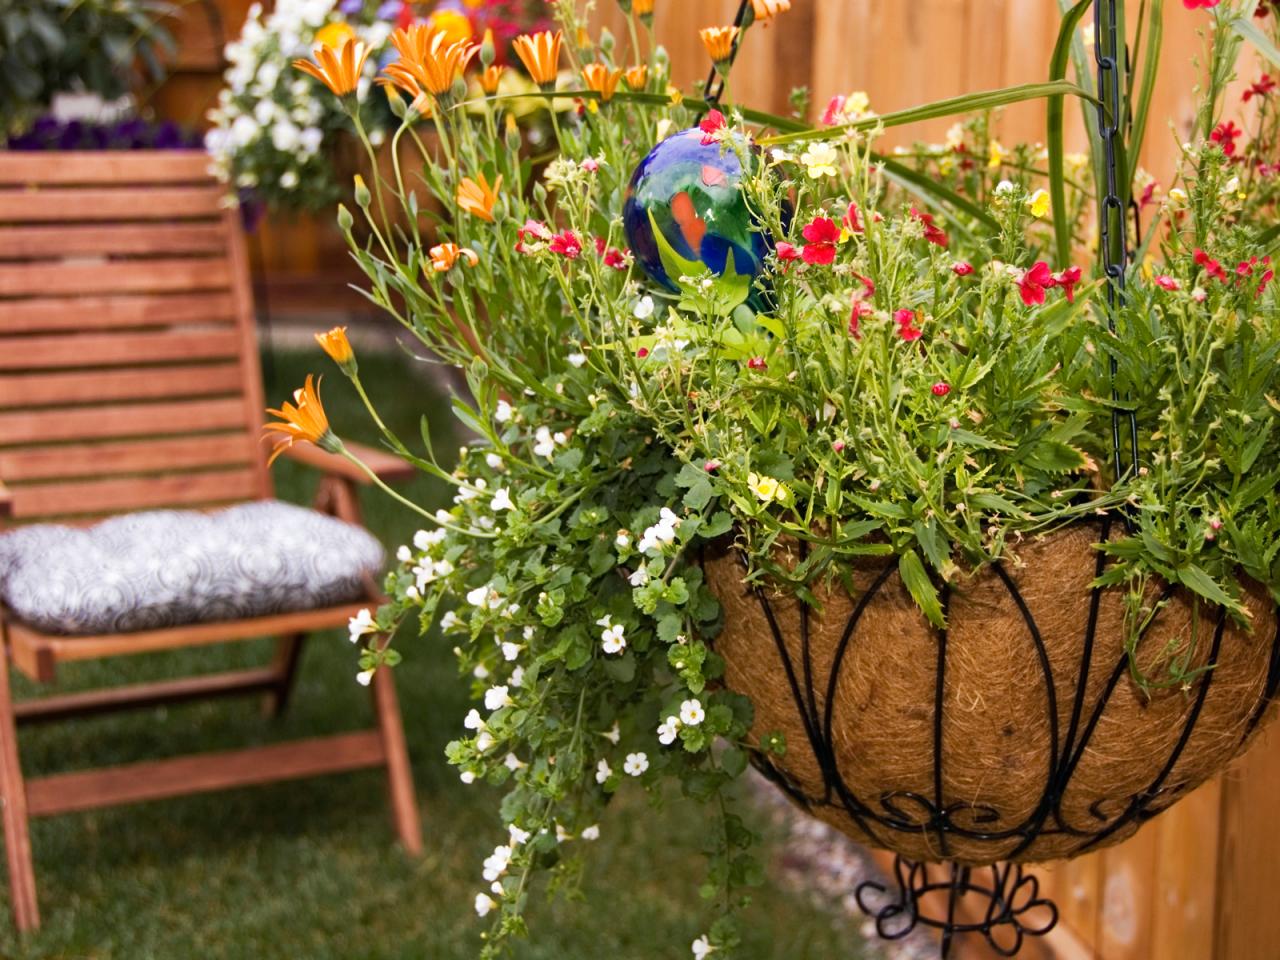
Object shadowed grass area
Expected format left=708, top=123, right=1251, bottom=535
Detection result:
left=0, top=346, right=863, bottom=960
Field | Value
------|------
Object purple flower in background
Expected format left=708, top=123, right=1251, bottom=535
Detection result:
left=4, top=114, right=202, bottom=151
left=339, top=0, right=364, bottom=13
left=376, top=0, right=400, bottom=19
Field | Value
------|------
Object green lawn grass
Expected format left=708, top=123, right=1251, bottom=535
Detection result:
left=0, top=346, right=863, bottom=960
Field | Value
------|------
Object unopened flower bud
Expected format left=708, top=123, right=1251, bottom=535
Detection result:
left=336, top=203, right=354, bottom=232
left=480, top=27, right=496, bottom=67
left=353, top=174, right=371, bottom=209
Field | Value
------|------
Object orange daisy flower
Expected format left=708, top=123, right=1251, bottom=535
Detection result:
left=513, top=30, right=563, bottom=87
left=430, top=243, right=480, bottom=271
left=633, top=0, right=655, bottom=16
left=624, top=64, right=648, bottom=90
left=293, top=35, right=371, bottom=98
left=263, top=375, right=337, bottom=465
left=456, top=173, right=502, bottom=221
left=581, top=63, right=623, bottom=103
left=699, top=26, right=739, bottom=64
left=389, top=24, right=478, bottom=97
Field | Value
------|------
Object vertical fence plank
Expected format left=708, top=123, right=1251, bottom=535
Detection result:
left=1148, top=780, right=1221, bottom=960
left=1098, top=823, right=1159, bottom=960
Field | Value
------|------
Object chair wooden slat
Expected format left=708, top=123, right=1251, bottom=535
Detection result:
left=3, top=292, right=238, bottom=333
left=0, top=151, right=211, bottom=186
left=0, top=186, right=223, bottom=222
left=0, top=435, right=256, bottom=482
left=0, top=397, right=249, bottom=445
left=0, top=330, right=241, bottom=371
left=0, top=363, right=245, bottom=409
left=1, top=224, right=229, bottom=260
left=9, top=468, right=261, bottom=519
left=0, top=257, right=231, bottom=297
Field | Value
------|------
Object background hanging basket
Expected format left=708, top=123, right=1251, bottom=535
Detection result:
left=704, top=518, right=1280, bottom=866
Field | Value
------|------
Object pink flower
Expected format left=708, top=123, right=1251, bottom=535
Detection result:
left=1194, top=248, right=1227, bottom=282
left=894, top=308, right=923, bottom=342
left=842, top=201, right=864, bottom=235
left=581, top=157, right=599, bottom=172
left=515, top=219, right=552, bottom=254
left=1053, top=265, right=1083, bottom=304
left=848, top=298, right=872, bottom=339
left=636, top=347, right=649, bottom=358
left=775, top=241, right=800, bottom=270
left=1017, top=261, right=1056, bottom=306
left=1210, top=121, right=1242, bottom=157
left=910, top=207, right=948, bottom=248
left=800, top=216, right=840, bottom=265
left=1182, top=0, right=1221, bottom=8
left=704, top=460, right=720, bottom=472
left=931, top=382, right=951, bottom=397
left=1155, top=275, right=1180, bottom=291
left=699, top=109, right=726, bottom=145
left=820, top=95, right=847, bottom=126
left=603, top=248, right=628, bottom=270
left=952, top=262, right=974, bottom=277
left=832, top=439, right=846, bottom=452
left=746, top=356, right=767, bottom=370
left=549, top=230, right=582, bottom=258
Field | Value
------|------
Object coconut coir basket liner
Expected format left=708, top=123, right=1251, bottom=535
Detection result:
left=704, top=518, right=1280, bottom=865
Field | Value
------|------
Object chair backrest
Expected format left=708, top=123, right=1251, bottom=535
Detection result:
left=0, top=151, right=272, bottom=527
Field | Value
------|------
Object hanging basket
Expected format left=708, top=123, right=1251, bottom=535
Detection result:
left=704, top=517, right=1280, bottom=866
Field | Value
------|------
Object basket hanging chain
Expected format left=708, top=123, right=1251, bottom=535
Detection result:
left=1094, top=0, right=1141, bottom=480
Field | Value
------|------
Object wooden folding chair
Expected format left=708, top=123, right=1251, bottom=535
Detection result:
left=0, top=151, right=422, bottom=932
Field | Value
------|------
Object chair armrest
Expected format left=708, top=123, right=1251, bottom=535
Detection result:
left=0, top=480, right=12, bottom=519
left=279, top=440, right=417, bottom=485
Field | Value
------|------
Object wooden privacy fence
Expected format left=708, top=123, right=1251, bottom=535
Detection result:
left=151, top=5, right=1280, bottom=956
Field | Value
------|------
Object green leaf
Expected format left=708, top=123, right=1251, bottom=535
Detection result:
left=1230, top=16, right=1280, bottom=69
left=898, top=549, right=945, bottom=627
left=878, top=155, right=999, bottom=234
left=721, top=745, right=748, bottom=777
left=1048, top=0, right=1093, bottom=264
left=1128, top=0, right=1163, bottom=188
left=1175, top=564, right=1240, bottom=613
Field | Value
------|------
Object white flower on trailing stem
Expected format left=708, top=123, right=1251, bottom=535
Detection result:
left=634, top=295, right=655, bottom=319
left=692, top=935, right=714, bottom=959
left=485, top=685, right=513, bottom=711
left=475, top=730, right=495, bottom=753
left=508, top=823, right=531, bottom=845
left=657, top=716, right=681, bottom=745
left=440, top=610, right=462, bottom=631
left=460, top=770, right=476, bottom=784
left=490, top=487, right=514, bottom=511
left=599, top=617, right=626, bottom=655
left=637, top=507, right=680, bottom=553
left=473, top=663, right=490, bottom=680
left=533, top=426, right=557, bottom=458
left=616, top=530, right=631, bottom=550
left=464, top=708, right=484, bottom=731
left=595, top=759, right=613, bottom=784
left=603, top=722, right=621, bottom=745
left=629, top=566, right=651, bottom=586
left=680, top=699, right=705, bottom=726
left=348, top=608, right=377, bottom=644
left=580, top=824, right=600, bottom=841
left=482, top=844, right=512, bottom=882
left=556, top=823, right=573, bottom=842
left=567, top=351, right=587, bottom=368
left=396, top=545, right=412, bottom=563
left=456, top=478, right=487, bottom=502
left=501, top=641, right=522, bottom=662
left=467, top=586, right=490, bottom=607
left=495, top=399, right=513, bottom=422
left=356, top=669, right=374, bottom=687
left=624, top=752, right=650, bottom=777
left=475, top=892, right=496, bottom=917
left=485, top=452, right=504, bottom=470
left=503, top=752, right=525, bottom=771
left=510, top=665, right=525, bottom=687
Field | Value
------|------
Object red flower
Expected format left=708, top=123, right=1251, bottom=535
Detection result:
left=1194, top=248, right=1228, bottom=282
left=894, top=308, right=923, bottom=342
left=1053, top=265, right=1083, bottom=304
left=1138, top=181, right=1159, bottom=208
left=604, top=248, right=628, bottom=270
left=636, top=347, right=649, bottom=358
left=952, top=261, right=974, bottom=277
left=1017, top=261, right=1055, bottom=306
left=1155, top=275, right=1180, bottom=291
left=931, top=382, right=951, bottom=397
left=910, top=207, right=949, bottom=247
left=801, top=216, right=840, bottom=265
left=820, top=95, right=847, bottom=126
left=1182, top=0, right=1221, bottom=8
left=848, top=298, right=872, bottom=339
left=515, top=218, right=551, bottom=254
left=1210, top=121, right=1242, bottom=157
left=775, top=241, right=800, bottom=270
left=699, top=109, right=726, bottom=145
left=842, top=201, right=864, bottom=235
left=746, top=356, right=767, bottom=370
left=1244, top=74, right=1277, bottom=102
left=549, top=230, right=582, bottom=258
left=852, top=272, right=876, bottom=300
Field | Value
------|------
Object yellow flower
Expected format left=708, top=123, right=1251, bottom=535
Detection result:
left=800, top=141, right=840, bottom=179
left=748, top=472, right=790, bottom=504
left=425, top=7, right=472, bottom=45
left=581, top=63, right=623, bottom=102
left=1026, top=189, right=1051, bottom=219
left=513, top=30, right=563, bottom=87
left=700, top=26, right=739, bottom=64
left=632, top=0, right=654, bottom=15
left=456, top=172, right=502, bottom=221
left=263, top=375, right=337, bottom=465
left=750, top=0, right=791, bottom=23
left=987, top=139, right=1005, bottom=170
left=314, top=21, right=355, bottom=49
left=624, top=64, right=648, bottom=90
left=293, top=35, right=371, bottom=98
left=1167, top=187, right=1188, bottom=205
left=388, top=25, right=478, bottom=97
left=429, top=243, right=480, bottom=272
left=479, top=64, right=505, bottom=94
left=1066, top=152, right=1089, bottom=172
left=314, top=325, right=356, bottom=370
left=846, top=91, right=871, bottom=117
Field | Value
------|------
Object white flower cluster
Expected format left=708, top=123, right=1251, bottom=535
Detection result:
left=637, top=507, right=681, bottom=554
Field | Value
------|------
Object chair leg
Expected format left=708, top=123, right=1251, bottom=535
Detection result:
left=0, top=634, right=39, bottom=932
left=262, top=633, right=306, bottom=718
left=371, top=668, right=422, bottom=855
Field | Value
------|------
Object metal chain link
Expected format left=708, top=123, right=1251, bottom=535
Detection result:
left=1094, top=0, right=1141, bottom=481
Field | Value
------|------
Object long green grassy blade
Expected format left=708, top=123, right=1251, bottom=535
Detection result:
left=1049, top=0, right=1095, bottom=265
left=758, top=81, right=1094, bottom=146
left=877, top=155, right=1000, bottom=233
left=1230, top=15, right=1280, bottom=69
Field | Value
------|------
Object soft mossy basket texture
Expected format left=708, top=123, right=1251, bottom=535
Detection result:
left=705, top=521, right=1280, bottom=865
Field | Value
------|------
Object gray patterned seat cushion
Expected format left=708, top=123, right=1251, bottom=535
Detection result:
left=0, top=501, right=385, bottom=636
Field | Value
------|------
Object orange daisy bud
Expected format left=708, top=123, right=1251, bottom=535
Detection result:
left=624, top=64, right=648, bottom=90
left=581, top=63, right=623, bottom=103
left=263, top=375, right=338, bottom=465
left=456, top=173, right=502, bottom=222
left=699, top=26, right=739, bottom=65
left=633, top=0, right=655, bottom=15
left=513, top=29, right=563, bottom=87
left=479, top=64, right=505, bottom=94
left=430, top=243, right=480, bottom=272
left=750, top=0, right=791, bottom=22
left=315, top=325, right=356, bottom=370
left=293, top=35, right=371, bottom=98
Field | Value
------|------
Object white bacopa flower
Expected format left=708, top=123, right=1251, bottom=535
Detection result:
left=473, top=663, right=490, bottom=680
left=510, top=666, right=526, bottom=687
left=482, top=844, right=513, bottom=882
left=692, top=935, right=714, bottom=959
left=624, top=752, right=650, bottom=777
left=464, top=709, right=484, bottom=731
left=556, top=823, right=573, bottom=843
left=495, top=399, right=513, bottom=422
left=523, top=625, right=536, bottom=640
left=657, top=716, right=681, bottom=746
left=501, top=641, right=522, bottom=662
left=634, top=295, right=655, bottom=319
left=414, top=528, right=446, bottom=550
left=475, top=893, right=496, bottom=917
left=508, top=823, right=531, bottom=845
left=490, top=487, right=514, bottom=511
left=485, top=685, right=513, bottom=711
left=680, top=699, right=705, bottom=726
left=460, top=770, right=476, bottom=784
left=600, top=622, right=626, bottom=655
left=440, top=610, right=462, bottom=631
left=356, top=669, right=374, bottom=687
left=485, top=452, right=504, bottom=470
left=533, top=426, right=556, bottom=458
left=396, top=544, right=412, bottom=563
left=595, top=759, right=613, bottom=784
left=503, top=753, right=525, bottom=772
left=567, top=351, right=587, bottom=368
left=467, top=586, right=490, bottom=607
left=580, top=824, right=600, bottom=841
left=629, top=566, right=651, bottom=586
left=475, top=730, right=495, bottom=753
left=603, top=722, right=621, bottom=745
left=348, top=608, right=376, bottom=644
